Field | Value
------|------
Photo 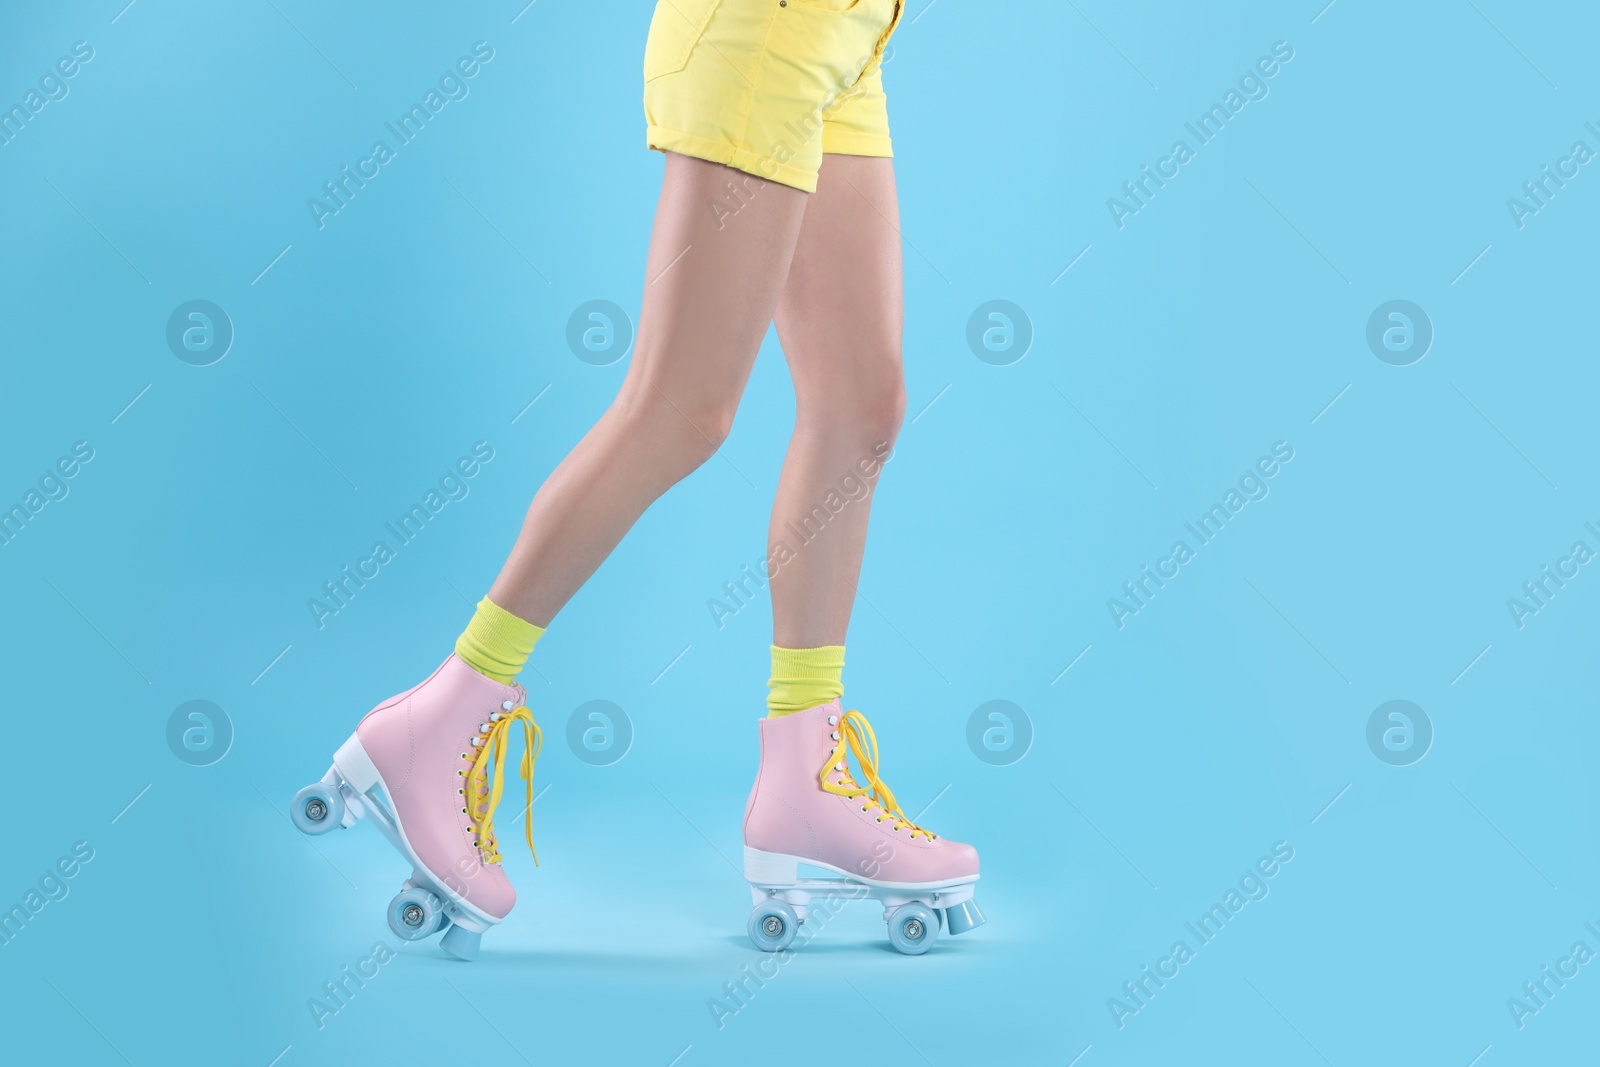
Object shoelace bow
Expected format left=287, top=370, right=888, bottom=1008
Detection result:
left=818, top=709, right=936, bottom=841
left=463, top=705, right=541, bottom=866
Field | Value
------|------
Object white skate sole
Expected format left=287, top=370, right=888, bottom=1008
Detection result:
left=743, top=846, right=985, bottom=955
left=291, top=734, right=498, bottom=960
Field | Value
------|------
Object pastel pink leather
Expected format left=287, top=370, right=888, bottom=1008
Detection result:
left=743, top=701, right=979, bottom=884
left=356, top=654, right=523, bottom=920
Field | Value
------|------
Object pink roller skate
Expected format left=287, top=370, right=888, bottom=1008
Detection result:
left=290, top=655, right=541, bottom=961
left=743, top=700, right=984, bottom=955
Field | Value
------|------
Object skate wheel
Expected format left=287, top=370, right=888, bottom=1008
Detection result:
left=386, top=887, right=444, bottom=941
left=747, top=900, right=798, bottom=952
left=291, top=783, right=344, bottom=835
left=943, top=899, right=986, bottom=936
left=886, top=903, right=938, bottom=955
left=440, top=924, right=483, bottom=961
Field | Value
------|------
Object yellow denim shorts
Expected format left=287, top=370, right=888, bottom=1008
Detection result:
left=643, top=0, right=904, bottom=193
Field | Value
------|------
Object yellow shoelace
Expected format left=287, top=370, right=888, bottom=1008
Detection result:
left=462, top=706, right=541, bottom=866
left=818, top=709, right=936, bottom=841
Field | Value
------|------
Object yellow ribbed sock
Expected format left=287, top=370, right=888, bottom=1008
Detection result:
left=767, top=644, right=845, bottom=717
left=455, top=597, right=545, bottom=684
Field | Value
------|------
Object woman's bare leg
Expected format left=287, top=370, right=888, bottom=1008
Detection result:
left=768, top=155, right=906, bottom=649
left=488, top=153, right=809, bottom=625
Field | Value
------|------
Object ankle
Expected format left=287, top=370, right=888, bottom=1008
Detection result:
left=455, top=597, right=545, bottom=684
left=766, top=644, right=844, bottom=716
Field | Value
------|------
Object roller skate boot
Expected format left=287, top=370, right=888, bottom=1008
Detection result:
left=290, top=654, right=541, bottom=961
left=742, top=700, right=984, bottom=955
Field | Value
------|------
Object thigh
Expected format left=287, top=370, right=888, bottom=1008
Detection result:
left=627, top=151, right=810, bottom=412
left=772, top=153, right=904, bottom=401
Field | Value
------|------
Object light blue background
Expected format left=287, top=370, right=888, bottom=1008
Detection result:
left=2, top=1, right=1597, bottom=1064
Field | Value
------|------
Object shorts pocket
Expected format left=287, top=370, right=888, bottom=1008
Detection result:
left=644, top=0, right=723, bottom=82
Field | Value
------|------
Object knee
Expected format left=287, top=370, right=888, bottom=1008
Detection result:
left=868, top=366, right=908, bottom=446
left=618, top=381, right=740, bottom=475
left=681, top=397, right=738, bottom=463
left=800, top=351, right=906, bottom=448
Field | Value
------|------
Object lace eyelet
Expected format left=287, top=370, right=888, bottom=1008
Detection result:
left=827, top=715, right=837, bottom=725
left=501, top=700, right=514, bottom=711
left=460, top=807, right=468, bottom=814
left=830, top=731, right=840, bottom=741
left=861, top=806, right=869, bottom=813
left=479, top=723, right=490, bottom=733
